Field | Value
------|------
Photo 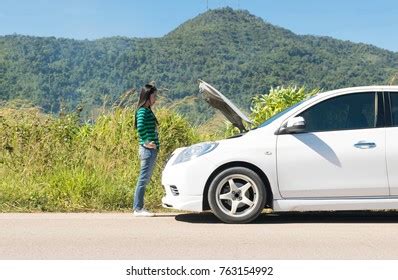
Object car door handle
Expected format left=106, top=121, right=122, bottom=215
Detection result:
left=354, top=141, right=376, bottom=149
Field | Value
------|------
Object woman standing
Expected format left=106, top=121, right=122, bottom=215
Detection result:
left=133, top=84, right=159, bottom=217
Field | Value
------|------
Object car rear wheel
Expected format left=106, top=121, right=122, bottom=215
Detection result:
left=208, top=167, right=266, bottom=223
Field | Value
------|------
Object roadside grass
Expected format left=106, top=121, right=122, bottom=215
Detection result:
left=0, top=106, right=205, bottom=212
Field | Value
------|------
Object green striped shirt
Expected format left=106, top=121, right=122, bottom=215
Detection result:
left=136, top=107, right=160, bottom=149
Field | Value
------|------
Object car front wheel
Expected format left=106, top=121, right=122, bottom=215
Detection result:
left=208, top=167, right=266, bottom=223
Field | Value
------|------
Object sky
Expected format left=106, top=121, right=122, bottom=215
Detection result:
left=0, top=0, right=397, bottom=52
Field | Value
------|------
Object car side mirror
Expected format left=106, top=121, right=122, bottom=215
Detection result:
left=285, top=116, right=306, bottom=133
left=276, top=116, right=306, bottom=135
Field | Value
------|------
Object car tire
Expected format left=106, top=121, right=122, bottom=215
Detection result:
left=208, top=167, right=266, bottom=223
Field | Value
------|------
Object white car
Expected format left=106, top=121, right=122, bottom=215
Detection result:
left=162, top=80, right=398, bottom=223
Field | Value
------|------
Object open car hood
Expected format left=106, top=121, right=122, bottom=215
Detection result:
left=199, top=80, right=253, bottom=132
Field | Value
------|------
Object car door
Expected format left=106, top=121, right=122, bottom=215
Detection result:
left=387, top=91, right=398, bottom=195
left=277, top=91, right=389, bottom=198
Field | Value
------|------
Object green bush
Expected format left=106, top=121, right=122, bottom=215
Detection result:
left=0, top=106, right=200, bottom=212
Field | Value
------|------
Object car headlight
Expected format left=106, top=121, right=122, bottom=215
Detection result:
left=173, top=142, right=218, bottom=165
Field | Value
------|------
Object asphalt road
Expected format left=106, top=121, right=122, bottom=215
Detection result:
left=1, top=211, right=398, bottom=259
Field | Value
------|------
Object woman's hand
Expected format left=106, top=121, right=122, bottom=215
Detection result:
left=144, top=141, right=157, bottom=149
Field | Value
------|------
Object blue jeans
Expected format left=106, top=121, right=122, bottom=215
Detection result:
left=133, top=145, right=158, bottom=210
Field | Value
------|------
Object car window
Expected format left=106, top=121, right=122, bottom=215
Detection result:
left=391, top=92, right=398, bottom=127
left=298, top=92, right=376, bottom=133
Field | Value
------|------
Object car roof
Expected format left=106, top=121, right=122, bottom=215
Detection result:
left=317, top=85, right=398, bottom=99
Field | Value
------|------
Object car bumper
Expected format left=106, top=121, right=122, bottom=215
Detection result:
left=161, top=194, right=203, bottom=212
left=161, top=152, right=216, bottom=212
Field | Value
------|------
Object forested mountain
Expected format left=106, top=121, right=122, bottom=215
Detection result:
left=1, top=8, right=397, bottom=122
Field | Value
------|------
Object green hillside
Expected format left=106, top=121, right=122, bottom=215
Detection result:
left=1, top=7, right=397, bottom=123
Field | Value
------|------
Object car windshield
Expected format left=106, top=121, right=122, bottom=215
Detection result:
left=257, top=100, right=305, bottom=128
